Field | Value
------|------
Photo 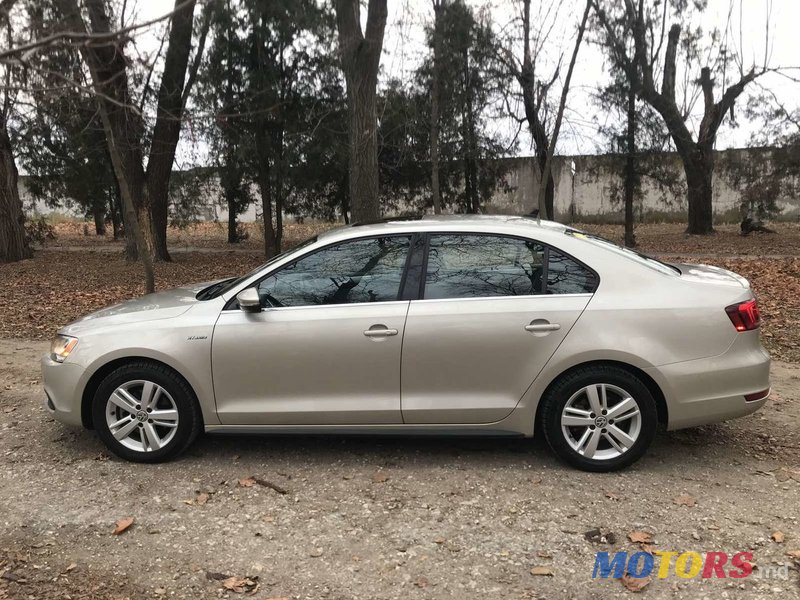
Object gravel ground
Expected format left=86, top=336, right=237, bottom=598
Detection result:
left=1, top=339, right=799, bottom=599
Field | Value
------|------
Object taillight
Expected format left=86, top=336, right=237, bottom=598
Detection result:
left=725, top=299, right=761, bottom=332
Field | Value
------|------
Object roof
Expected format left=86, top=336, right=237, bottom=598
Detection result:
left=317, top=214, right=570, bottom=242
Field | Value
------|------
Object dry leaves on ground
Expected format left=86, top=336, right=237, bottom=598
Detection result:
left=111, top=517, right=134, bottom=536
left=672, top=494, right=696, bottom=507
left=530, top=566, right=554, bottom=576
left=620, top=573, right=652, bottom=593
left=627, top=531, right=654, bottom=544
left=184, top=492, right=210, bottom=506
left=221, top=576, right=259, bottom=594
left=371, top=471, right=390, bottom=483
left=772, top=531, right=785, bottom=543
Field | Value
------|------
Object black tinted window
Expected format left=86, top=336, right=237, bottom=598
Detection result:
left=257, top=236, right=411, bottom=307
left=424, top=235, right=545, bottom=299
left=546, top=248, right=597, bottom=294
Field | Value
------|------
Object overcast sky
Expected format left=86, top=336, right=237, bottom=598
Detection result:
left=132, top=0, right=799, bottom=160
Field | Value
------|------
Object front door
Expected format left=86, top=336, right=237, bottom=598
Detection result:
left=212, top=235, right=414, bottom=425
left=401, top=233, right=597, bottom=424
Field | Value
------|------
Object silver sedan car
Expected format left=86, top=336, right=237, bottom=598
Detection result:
left=42, top=216, right=770, bottom=471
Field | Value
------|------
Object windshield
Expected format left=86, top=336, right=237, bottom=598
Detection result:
left=196, top=235, right=318, bottom=300
left=565, top=229, right=680, bottom=276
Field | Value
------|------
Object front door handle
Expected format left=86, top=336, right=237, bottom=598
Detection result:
left=525, top=322, right=561, bottom=332
left=364, top=325, right=399, bottom=338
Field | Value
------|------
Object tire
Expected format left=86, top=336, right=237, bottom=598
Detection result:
left=92, top=361, right=202, bottom=463
left=540, top=365, right=657, bottom=472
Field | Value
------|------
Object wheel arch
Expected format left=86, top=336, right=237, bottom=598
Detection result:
left=533, top=359, right=668, bottom=433
left=81, top=356, right=203, bottom=430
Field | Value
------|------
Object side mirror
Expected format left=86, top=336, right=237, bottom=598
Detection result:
left=236, top=288, right=262, bottom=313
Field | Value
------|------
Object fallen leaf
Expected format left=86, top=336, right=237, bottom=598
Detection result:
left=530, top=566, right=554, bottom=576
left=640, top=545, right=656, bottom=555
left=620, top=573, right=651, bottom=592
left=785, top=550, right=800, bottom=560
left=433, top=537, right=446, bottom=544
left=536, top=550, right=552, bottom=559
left=238, top=477, right=256, bottom=487
left=772, top=531, right=785, bottom=543
left=184, top=492, right=210, bottom=506
left=112, top=517, right=134, bottom=536
left=605, top=491, right=621, bottom=501
left=371, top=471, right=389, bottom=483
left=62, top=563, right=77, bottom=573
left=221, top=575, right=259, bottom=594
left=627, top=531, right=653, bottom=544
left=205, top=571, right=231, bottom=581
left=673, top=494, right=696, bottom=507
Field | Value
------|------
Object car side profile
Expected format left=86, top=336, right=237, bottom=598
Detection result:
left=42, top=215, right=770, bottom=471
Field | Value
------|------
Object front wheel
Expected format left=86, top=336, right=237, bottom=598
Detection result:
left=92, top=362, right=202, bottom=463
left=540, top=365, right=658, bottom=472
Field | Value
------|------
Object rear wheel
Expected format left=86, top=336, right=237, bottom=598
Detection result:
left=92, top=362, right=202, bottom=463
left=541, top=365, right=657, bottom=472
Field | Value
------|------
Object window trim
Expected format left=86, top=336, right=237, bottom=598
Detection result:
left=222, top=232, right=418, bottom=311
left=417, top=231, right=599, bottom=301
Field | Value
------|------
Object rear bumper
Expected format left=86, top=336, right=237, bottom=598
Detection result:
left=41, top=355, right=85, bottom=427
left=646, top=333, right=771, bottom=431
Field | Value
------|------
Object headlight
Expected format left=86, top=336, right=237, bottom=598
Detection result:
left=50, top=335, right=78, bottom=363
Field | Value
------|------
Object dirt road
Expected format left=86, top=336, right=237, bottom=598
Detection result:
left=1, top=339, right=799, bottom=599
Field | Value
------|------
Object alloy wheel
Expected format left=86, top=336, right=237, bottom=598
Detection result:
left=560, top=383, right=642, bottom=460
left=105, top=380, right=179, bottom=452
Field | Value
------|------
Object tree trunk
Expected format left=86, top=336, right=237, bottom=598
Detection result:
left=623, top=84, right=637, bottom=248
left=109, top=187, right=122, bottom=240
left=145, top=0, right=197, bottom=262
left=227, top=196, right=238, bottom=244
left=0, top=119, right=32, bottom=263
left=336, top=0, right=387, bottom=223
left=535, top=152, right=554, bottom=219
left=685, top=147, right=715, bottom=235
left=430, top=0, right=445, bottom=214
left=254, top=125, right=277, bottom=258
left=92, top=204, right=106, bottom=235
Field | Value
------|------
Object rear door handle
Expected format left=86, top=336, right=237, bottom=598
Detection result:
left=525, top=322, right=561, bottom=332
left=364, top=325, right=398, bottom=338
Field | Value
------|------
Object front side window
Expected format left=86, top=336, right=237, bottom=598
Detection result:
left=423, top=234, right=597, bottom=300
left=424, top=234, right=546, bottom=299
left=256, top=236, right=412, bottom=307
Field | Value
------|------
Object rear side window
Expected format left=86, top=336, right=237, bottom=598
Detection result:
left=423, top=234, right=596, bottom=300
left=547, top=248, right=597, bottom=294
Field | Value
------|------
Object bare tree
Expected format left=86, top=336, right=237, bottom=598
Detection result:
left=146, top=0, right=205, bottom=261
left=500, top=0, right=588, bottom=220
left=335, top=0, right=387, bottom=223
left=594, top=0, right=770, bottom=234
left=54, top=0, right=157, bottom=289
left=429, top=0, right=446, bottom=215
left=532, top=0, right=590, bottom=219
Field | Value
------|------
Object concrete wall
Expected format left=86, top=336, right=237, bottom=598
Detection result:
left=21, top=147, right=800, bottom=223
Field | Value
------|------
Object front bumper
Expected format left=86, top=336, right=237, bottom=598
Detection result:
left=646, top=333, right=771, bottom=431
left=41, top=355, right=85, bottom=427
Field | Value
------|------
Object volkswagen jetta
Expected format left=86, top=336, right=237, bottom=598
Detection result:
left=42, top=216, right=770, bottom=471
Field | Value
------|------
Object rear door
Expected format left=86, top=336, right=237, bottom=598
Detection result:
left=400, top=233, right=597, bottom=424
